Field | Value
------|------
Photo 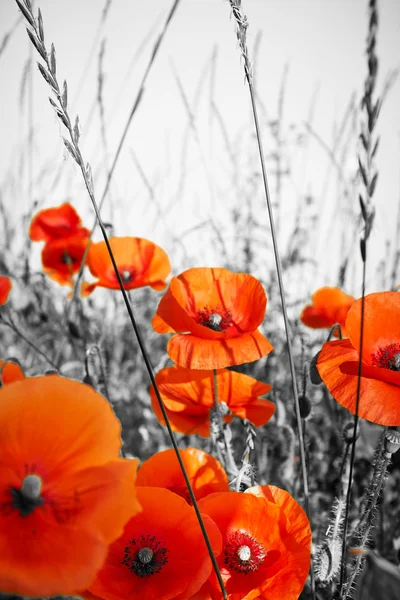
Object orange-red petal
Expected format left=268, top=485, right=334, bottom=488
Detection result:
left=41, top=230, right=90, bottom=287
left=317, top=338, right=400, bottom=425
left=300, top=286, right=355, bottom=336
left=0, top=359, right=25, bottom=385
left=137, top=448, right=229, bottom=502
left=0, top=275, right=12, bottom=305
left=86, top=237, right=171, bottom=292
left=345, top=291, right=400, bottom=359
left=29, top=202, right=85, bottom=241
left=167, top=329, right=273, bottom=370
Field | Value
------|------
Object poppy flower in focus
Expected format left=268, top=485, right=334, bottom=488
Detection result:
left=149, top=366, right=274, bottom=437
left=29, top=202, right=89, bottom=242
left=137, top=448, right=229, bottom=504
left=317, top=291, right=400, bottom=425
left=152, top=268, right=274, bottom=370
left=300, top=287, right=355, bottom=337
left=87, top=486, right=222, bottom=600
left=0, top=359, right=25, bottom=386
left=0, top=375, right=141, bottom=597
left=0, top=275, right=12, bottom=305
left=197, top=485, right=311, bottom=600
left=84, top=236, right=171, bottom=295
left=41, top=229, right=90, bottom=287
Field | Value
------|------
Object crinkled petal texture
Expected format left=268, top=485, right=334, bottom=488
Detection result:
left=41, top=229, right=90, bottom=287
left=317, top=292, right=400, bottom=425
left=137, top=448, right=229, bottom=503
left=300, top=287, right=355, bottom=336
left=152, top=268, right=273, bottom=369
left=150, top=366, right=274, bottom=437
left=29, top=202, right=86, bottom=241
left=88, top=487, right=222, bottom=600
left=0, top=375, right=140, bottom=597
left=0, top=359, right=25, bottom=385
left=197, top=486, right=311, bottom=600
left=0, top=275, right=12, bottom=305
left=85, top=236, right=171, bottom=293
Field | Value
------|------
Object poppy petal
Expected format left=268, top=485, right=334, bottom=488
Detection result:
left=0, top=359, right=25, bottom=385
left=167, top=329, right=273, bottom=370
left=29, top=203, right=83, bottom=241
left=317, top=339, right=400, bottom=425
left=0, top=275, right=12, bottom=305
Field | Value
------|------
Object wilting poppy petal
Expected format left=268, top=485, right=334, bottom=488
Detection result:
left=0, top=375, right=141, bottom=596
left=0, top=359, right=25, bottom=385
left=86, top=237, right=171, bottom=293
left=300, top=287, right=355, bottom=336
left=0, top=275, right=12, bottom=305
left=153, top=268, right=273, bottom=369
left=29, top=202, right=87, bottom=241
left=150, top=366, right=274, bottom=437
left=317, top=292, right=400, bottom=426
left=198, top=486, right=311, bottom=599
left=88, top=487, right=222, bottom=600
left=137, top=448, right=229, bottom=503
left=41, top=229, right=90, bottom=287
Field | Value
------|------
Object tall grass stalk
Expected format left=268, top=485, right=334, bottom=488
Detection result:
left=15, top=1, right=227, bottom=595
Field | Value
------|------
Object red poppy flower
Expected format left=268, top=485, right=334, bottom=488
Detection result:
left=84, top=237, right=171, bottom=295
left=41, top=229, right=90, bottom=287
left=0, top=359, right=25, bottom=386
left=0, top=375, right=141, bottom=597
left=152, top=268, right=273, bottom=370
left=29, top=202, right=89, bottom=242
left=0, top=275, right=12, bottom=305
left=300, top=287, right=355, bottom=337
left=197, top=485, right=311, bottom=599
left=137, top=448, right=230, bottom=503
left=87, top=486, right=222, bottom=600
left=317, top=291, right=400, bottom=425
left=149, top=366, right=274, bottom=437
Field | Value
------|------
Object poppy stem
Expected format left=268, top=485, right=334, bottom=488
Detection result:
left=212, top=369, right=238, bottom=481
left=226, top=2, right=315, bottom=597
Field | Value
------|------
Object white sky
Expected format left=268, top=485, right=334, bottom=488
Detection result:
left=0, top=0, right=399, bottom=305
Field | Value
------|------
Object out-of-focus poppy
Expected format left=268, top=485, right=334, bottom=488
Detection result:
left=152, top=268, right=273, bottom=370
left=197, top=485, right=311, bottom=599
left=149, top=366, right=274, bottom=437
left=137, top=448, right=229, bottom=503
left=87, top=486, right=222, bottom=600
left=0, top=275, right=12, bottom=305
left=84, top=237, right=171, bottom=295
left=0, top=375, right=141, bottom=597
left=0, top=359, right=25, bottom=386
left=41, top=229, right=90, bottom=287
left=317, top=292, right=400, bottom=425
left=300, top=287, right=355, bottom=337
left=29, top=202, right=89, bottom=242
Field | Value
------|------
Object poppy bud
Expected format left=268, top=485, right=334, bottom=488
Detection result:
left=83, top=373, right=96, bottom=388
left=343, top=421, right=359, bottom=443
left=309, top=353, right=323, bottom=385
left=298, top=394, right=312, bottom=419
left=384, top=428, right=400, bottom=457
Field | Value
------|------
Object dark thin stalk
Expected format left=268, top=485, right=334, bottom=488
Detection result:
left=16, top=2, right=227, bottom=595
left=338, top=260, right=366, bottom=596
left=226, top=2, right=315, bottom=597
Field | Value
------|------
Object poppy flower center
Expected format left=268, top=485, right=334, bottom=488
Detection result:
left=224, top=530, right=266, bottom=573
left=11, top=474, right=44, bottom=517
left=122, top=534, right=169, bottom=577
left=61, top=252, right=76, bottom=265
left=197, top=306, right=233, bottom=332
left=371, top=343, right=400, bottom=371
left=167, top=484, right=192, bottom=504
left=118, top=268, right=136, bottom=285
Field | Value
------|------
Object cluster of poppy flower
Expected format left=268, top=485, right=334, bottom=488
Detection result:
left=300, top=286, right=400, bottom=426
left=2, top=200, right=399, bottom=598
left=0, top=371, right=311, bottom=599
left=28, top=202, right=171, bottom=293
